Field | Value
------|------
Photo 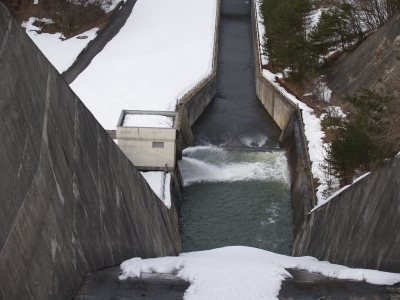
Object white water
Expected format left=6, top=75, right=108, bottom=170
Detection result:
left=239, top=133, right=269, bottom=147
left=179, top=146, right=290, bottom=186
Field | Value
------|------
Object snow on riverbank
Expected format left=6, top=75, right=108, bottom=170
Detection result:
left=120, top=246, right=400, bottom=299
left=311, top=172, right=370, bottom=212
left=255, top=2, right=331, bottom=205
left=22, top=18, right=98, bottom=73
left=71, top=0, right=217, bottom=130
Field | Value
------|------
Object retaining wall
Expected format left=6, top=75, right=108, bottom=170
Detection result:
left=279, top=113, right=313, bottom=237
left=177, top=0, right=220, bottom=150
left=0, top=4, right=180, bottom=299
left=250, top=0, right=312, bottom=235
left=293, top=156, right=400, bottom=273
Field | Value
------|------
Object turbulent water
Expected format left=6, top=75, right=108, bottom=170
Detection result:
left=178, top=0, right=293, bottom=255
left=179, top=146, right=289, bottom=185
left=179, top=146, right=293, bottom=255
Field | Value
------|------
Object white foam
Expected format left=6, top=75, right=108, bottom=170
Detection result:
left=179, top=146, right=289, bottom=186
left=239, top=133, right=269, bottom=147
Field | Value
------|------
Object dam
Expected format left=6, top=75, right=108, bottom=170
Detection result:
left=1, top=0, right=400, bottom=298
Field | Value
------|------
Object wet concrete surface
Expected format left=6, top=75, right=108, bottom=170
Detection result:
left=191, top=0, right=281, bottom=148
left=279, top=269, right=400, bottom=300
left=62, top=0, right=137, bottom=84
left=73, top=266, right=189, bottom=300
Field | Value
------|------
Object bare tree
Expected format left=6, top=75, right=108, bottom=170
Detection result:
left=42, top=0, right=110, bottom=36
left=347, top=0, right=398, bottom=32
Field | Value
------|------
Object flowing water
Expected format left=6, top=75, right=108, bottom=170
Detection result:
left=178, top=0, right=293, bottom=255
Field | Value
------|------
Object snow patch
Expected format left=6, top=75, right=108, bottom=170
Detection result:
left=325, top=105, right=347, bottom=118
left=120, top=246, right=400, bottom=299
left=103, top=0, right=121, bottom=13
left=312, top=172, right=371, bottom=212
left=21, top=17, right=98, bottom=73
left=123, top=114, right=173, bottom=128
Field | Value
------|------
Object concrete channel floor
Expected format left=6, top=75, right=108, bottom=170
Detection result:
left=73, top=266, right=189, bottom=300
left=74, top=266, right=400, bottom=299
left=279, top=269, right=400, bottom=300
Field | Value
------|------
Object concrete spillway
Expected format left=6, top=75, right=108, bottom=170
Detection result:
left=178, top=0, right=293, bottom=254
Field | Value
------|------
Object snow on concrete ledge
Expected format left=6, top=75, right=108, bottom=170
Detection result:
left=123, top=114, right=174, bottom=128
left=119, top=246, right=400, bottom=299
left=310, top=172, right=371, bottom=213
left=117, top=110, right=178, bottom=129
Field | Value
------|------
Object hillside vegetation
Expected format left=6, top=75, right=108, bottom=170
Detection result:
left=0, top=0, right=117, bottom=37
left=261, top=0, right=399, bottom=83
left=260, top=0, right=400, bottom=189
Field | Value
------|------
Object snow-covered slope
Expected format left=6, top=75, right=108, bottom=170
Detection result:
left=70, top=0, right=217, bottom=130
left=22, top=17, right=98, bottom=73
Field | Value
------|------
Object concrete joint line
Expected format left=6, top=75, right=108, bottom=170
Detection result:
left=0, top=18, right=12, bottom=61
left=162, top=203, right=180, bottom=254
left=41, top=66, right=53, bottom=147
left=0, top=66, right=53, bottom=255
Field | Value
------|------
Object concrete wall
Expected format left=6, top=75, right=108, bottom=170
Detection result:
left=279, top=113, right=313, bottom=237
left=177, top=0, right=220, bottom=150
left=177, top=78, right=217, bottom=149
left=293, top=156, right=400, bottom=273
left=255, top=75, right=295, bottom=131
left=0, top=4, right=181, bottom=299
left=250, top=0, right=312, bottom=233
left=327, top=13, right=400, bottom=101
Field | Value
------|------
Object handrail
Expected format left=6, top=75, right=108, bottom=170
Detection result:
left=252, top=0, right=317, bottom=207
